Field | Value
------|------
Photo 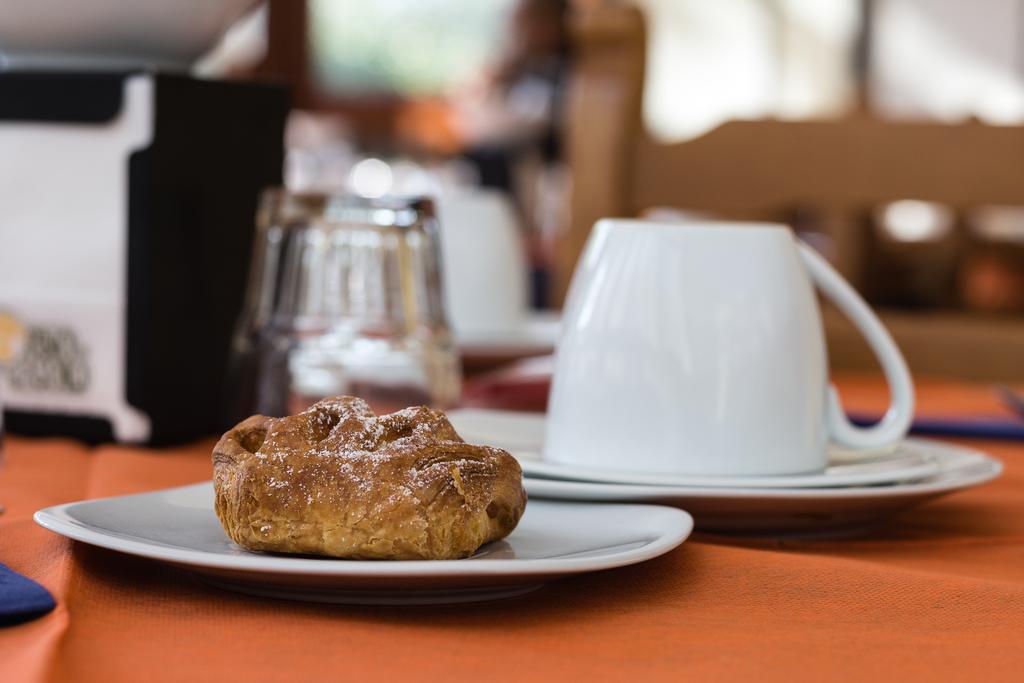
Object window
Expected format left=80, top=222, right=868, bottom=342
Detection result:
left=309, top=0, right=516, bottom=97
left=637, top=0, right=860, bottom=142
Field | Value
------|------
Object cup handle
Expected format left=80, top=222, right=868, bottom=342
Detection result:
left=797, top=242, right=915, bottom=449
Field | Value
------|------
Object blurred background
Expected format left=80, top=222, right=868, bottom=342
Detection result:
left=211, top=0, right=1024, bottom=379
left=2, top=0, right=1024, bottom=444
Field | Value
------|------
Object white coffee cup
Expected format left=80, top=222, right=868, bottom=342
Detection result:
left=545, top=219, right=915, bottom=477
left=435, top=189, right=529, bottom=334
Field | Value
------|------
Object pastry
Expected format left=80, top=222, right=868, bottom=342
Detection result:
left=212, top=396, right=526, bottom=560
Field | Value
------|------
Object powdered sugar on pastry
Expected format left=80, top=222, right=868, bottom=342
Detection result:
left=212, top=396, right=526, bottom=560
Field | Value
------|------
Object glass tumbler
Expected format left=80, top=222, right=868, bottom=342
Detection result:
left=227, top=191, right=461, bottom=420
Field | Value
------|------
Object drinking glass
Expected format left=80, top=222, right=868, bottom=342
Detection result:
left=227, top=191, right=461, bottom=420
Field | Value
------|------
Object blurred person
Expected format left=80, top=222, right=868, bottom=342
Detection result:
left=455, top=0, right=571, bottom=183
left=394, top=0, right=572, bottom=307
left=457, top=0, right=572, bottom=308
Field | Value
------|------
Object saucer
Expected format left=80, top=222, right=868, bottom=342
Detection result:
left=34, top=483, right=693, bottom=605
left=455, top=312, right=561, bottom=357
left=520, top=442, right=1002, bottom=534
left=447, top=410, right=940, bottom=489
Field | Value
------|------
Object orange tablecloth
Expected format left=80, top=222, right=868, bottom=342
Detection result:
left=2, top=375, right=1024, bottom=682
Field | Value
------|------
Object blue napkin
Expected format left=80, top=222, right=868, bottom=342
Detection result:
left=0, top=562, right=56, bottom=626
left=851, top=412, right=1024, bottom=441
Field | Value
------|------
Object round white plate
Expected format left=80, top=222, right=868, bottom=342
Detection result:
left=523, top=441, right=1001, bottom=535
left=447, top=409, right=940, bottom=489
left=455, top=312, right=561, bottom=356
left=34, top=483, right=693, bottom=605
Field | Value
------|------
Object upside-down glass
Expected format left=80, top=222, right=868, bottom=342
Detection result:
left=227, top=192, right=461, bottom=420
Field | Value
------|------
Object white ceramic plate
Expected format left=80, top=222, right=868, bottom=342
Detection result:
left=455, top=312, right=561, bottom=356
left=34, top=483, right=693, bottom=605
left=447, top=409, right=940, bottom=489
left=523, top=442, right=1001, bottom=535
left=0, top=0, right=260, bottom=69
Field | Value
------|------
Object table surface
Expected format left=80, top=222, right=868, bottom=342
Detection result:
left=2, top=374, right=1023, bottom=682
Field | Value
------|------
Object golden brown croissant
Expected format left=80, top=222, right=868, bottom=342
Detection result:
left=212, top=396, right=526, bottom=560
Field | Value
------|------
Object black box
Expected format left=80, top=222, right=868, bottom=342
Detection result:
left=0, top=71, right=288, bottom=444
